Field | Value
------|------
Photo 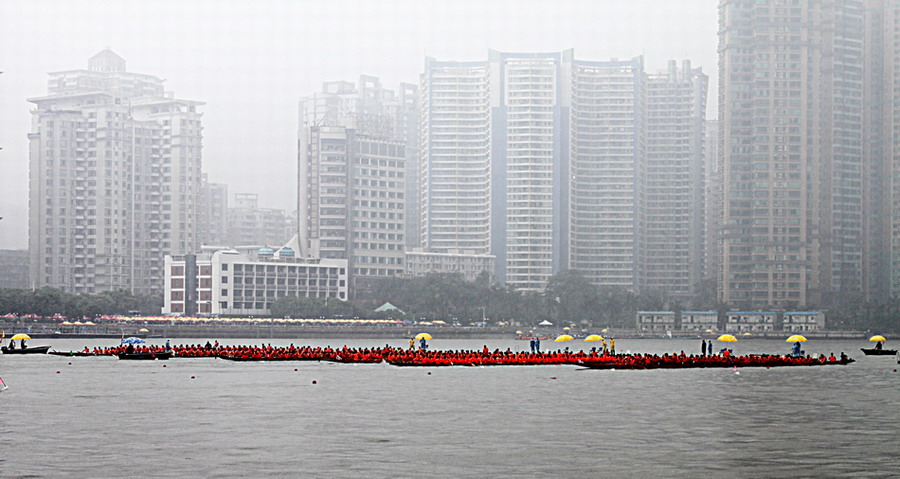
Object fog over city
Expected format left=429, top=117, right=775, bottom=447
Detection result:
left=4, top=3, right=900, bottom=474
left=0, top=0, right=717, bottom=250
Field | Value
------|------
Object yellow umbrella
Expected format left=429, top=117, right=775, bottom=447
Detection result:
left=415, top=333, right=432, bottom=340
left=601, top=329, right=609, bottom=333
left=785, top=335, right=808, bottom=343
left=554, top=334, right=574, bottom=342
left=742, top=332, right=752, bottom=336
left=516, top=330, right=523, bottom=335
left=10, top=333, right=31, bottom=341
left=717, top=334, right=738, bottom=343
left=562, top=326, right=571, bottom=331
left=584, top=334, right=604, bottom=342
left=138, top=328, right=150, bottom=333
left=704, top=329, right=715, bottom=333
left=869, top=335, right=887, bottom=342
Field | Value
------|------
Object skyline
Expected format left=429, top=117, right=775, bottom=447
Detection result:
left=0, top=0, right=719, bottom=249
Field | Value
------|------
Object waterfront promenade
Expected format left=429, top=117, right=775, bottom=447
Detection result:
left=0, top=318, right=868, bottom=340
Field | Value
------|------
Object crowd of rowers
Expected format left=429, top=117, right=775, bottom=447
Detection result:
left=78, top=342, right=854, bottom=369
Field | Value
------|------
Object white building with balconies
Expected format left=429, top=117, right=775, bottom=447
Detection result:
left=164, top=243, right=348, bottom=316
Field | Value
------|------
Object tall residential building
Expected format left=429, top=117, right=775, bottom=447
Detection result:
left=420, top=57, right=492, bottom=256
left=198, top=176, right=228, bottom=246
left=422, top=51, right=708, bottom=294
left=567, top=56, right=645, bottom=290
left=704, top=119, right=722, bottom=282
left=864, top=0, right=891, bottom=299
left=876, top=0, right=900, bottom=298
left=28, top=49, right=204, bottom=296
left=300, top=126, right=406, bottom=296
left=225, top=193, right=293, bottom=247
left=395, top=84, right=422, bottom=250
left=641, top=61, right=708, bottom=297
left=422, top=51, right=571, bottom=291
left=299, top=77, right=416, bottom=297
left=300, top=76, right=420, bottom=252
left=719, top=1, right=867, bottom=308
left=490, top=50, right=572, bottom=291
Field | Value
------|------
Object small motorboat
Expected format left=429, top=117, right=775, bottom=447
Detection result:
left=117, top=351, right=173, bottom=360
left=1, top=345, right=51, bottom=355
left=860, top=348, right=898, bottom=356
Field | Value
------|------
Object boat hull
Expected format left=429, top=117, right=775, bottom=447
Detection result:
left=1, top=346, right=51, bottom=354
left=117, top=351, right=172, bottom=360
left=860, top=348, right=897, bottom=356
left=48, top=351, right=93, bottom=357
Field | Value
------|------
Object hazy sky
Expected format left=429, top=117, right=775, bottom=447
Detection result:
left=0, top=0, right=718, bottom=250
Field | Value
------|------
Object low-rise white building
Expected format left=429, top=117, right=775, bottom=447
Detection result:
left=782, top=311, right=825, bottom=332
left=725, top=312, right=775, bottom=332
left=680, top=311, right=718, bottom=332
left=404, top=248, right=495, bottom=282
left=164, top=243, right=348, bottom=316
left=636, top=311, right=676, bottom=332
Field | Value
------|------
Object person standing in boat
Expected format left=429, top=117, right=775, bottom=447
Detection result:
left=610, top=338, right=616, bottom=355
left=601, top=338, right=608, bottom=354
left=534, top=338, right=540, bottom=353
left=20, top=338, right=26, bottom=349
left=701, top=339, right=707, bottom=356
left=165, top=339, right=172, bottom=353
left=707, top=341, right=713, bottom=356
left=529, top=338, right=536, bottom=353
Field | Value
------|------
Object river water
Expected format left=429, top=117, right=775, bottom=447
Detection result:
left=1, top=338, right=897, bottom=478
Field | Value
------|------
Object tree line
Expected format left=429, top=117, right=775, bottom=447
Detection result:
left=0, top=287, right=161, bottom=320
left=1, top=272, right=897, bottom=332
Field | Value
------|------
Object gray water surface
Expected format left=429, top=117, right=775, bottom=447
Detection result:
left=1, top=338, right=897, bottom=478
